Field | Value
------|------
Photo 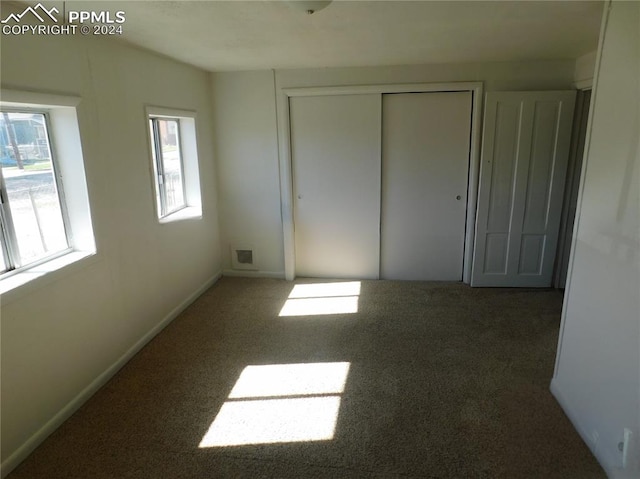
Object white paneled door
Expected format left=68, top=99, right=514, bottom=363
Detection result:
left=290, top=94, right=382, bottom=279
left=472, top=91, right=576, bottom=287
left=381, top=92, right=472, bottom=280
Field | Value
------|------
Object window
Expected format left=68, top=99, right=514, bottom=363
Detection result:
left=146, top=107, right=202, bottom=222
left=0, top=111, right=70, bottom=273
left=149, top=117, right=186, bottom=217
left=0, top=90, right=96, bottom=293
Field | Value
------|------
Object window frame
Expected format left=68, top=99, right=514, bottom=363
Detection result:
left=0, top=89, right=97, bottom=297
left=0, top=108, right=73, bottom=278
left=149, top=116, right=187, bottom=218
left=145, top=106, right=202, bottom=224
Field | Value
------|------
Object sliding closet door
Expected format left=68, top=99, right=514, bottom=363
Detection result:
left=471, top=91, right=576, bottom=287
left=381, top=92, right=472, bottom=281
left=290, top=94, right=381, bottom=279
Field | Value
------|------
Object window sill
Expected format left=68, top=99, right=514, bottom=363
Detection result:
left=159, top=206, right=202, bottom=224
left=0, top=250, right=97, bottom=299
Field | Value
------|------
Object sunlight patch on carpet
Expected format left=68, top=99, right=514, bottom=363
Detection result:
left=288, top=281, right=361, bottom=298
left=229, top=362, right=350, bottom=398
left=199, top=362, right=351, bottom=448
left=199, top=396, right=341, bottom=447
left=279, top=281, right=361, bottom=317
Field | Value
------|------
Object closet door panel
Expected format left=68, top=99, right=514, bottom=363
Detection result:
left=381, top=92, right=472, bottom=281
left=290, top=94, right=381, bottom=279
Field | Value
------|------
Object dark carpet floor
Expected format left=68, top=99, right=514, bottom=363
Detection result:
left=8, top=277, right=605, bottom=478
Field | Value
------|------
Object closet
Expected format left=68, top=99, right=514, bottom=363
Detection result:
left=289, top=89, right=473, bottom=280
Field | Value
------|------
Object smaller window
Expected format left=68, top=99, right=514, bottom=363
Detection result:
left=146, top=108, right=201, bottom=223
left=149, top=117, right=186, bottom=217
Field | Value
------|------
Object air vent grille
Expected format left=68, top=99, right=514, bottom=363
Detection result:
left=236, top=250, right=253, bottom=264
left=231, top=245, right=258, bottom=271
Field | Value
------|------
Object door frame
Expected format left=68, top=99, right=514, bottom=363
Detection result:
left=277, top=82, right=484, bottom=281
left=553, top=88, right=592, bottom=289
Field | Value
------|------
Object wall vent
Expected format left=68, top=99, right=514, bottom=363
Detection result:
left=236, top=250, right=253, bottom=264
left=231, top=245, right=258, bottom=271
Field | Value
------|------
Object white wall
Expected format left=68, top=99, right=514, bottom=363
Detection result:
left=275, top=60, right=575, bottom=91
left=0, top=10, right=221, bottom=475
left=212, top=60, right=575, bottom=277
left=211, top=71, right=283, bottom=277
left=574, top=50, right=597, bottom=89
left=552, top=2, right=639, bottom=477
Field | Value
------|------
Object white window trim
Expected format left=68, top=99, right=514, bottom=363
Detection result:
left=0, top=89, right=97, bottom=296
left=145, top=106, right=202, bottom=223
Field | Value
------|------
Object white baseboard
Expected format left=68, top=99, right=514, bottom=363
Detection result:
left=0, top=271, right=222, bottom=479
left=550, top=379, right=619, bottom=478
left=222, top=269, right=285, bottom=279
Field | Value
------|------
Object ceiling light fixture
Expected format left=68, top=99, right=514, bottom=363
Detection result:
left=285, top=1, right=332, bottom=15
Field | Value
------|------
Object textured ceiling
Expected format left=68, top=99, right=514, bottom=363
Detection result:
left=18, top=1, right=604, bottom=72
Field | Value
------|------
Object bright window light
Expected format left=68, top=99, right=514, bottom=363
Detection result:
left=0, top=90, right=96, bottom=293
left=146, top=106, right=202, bottom=224
left=199, top=362, right=351, bottom=448
left=288, top=281, right=361, bottom=298
left=149, top=117, right=186, bottom=217
left=0, top=111, right=69, bottom=271
left=229, top=362, right=350, bottom=398
left=198, top=396, right=341, bottom=447
left=279, top=281, right=361, bottom=317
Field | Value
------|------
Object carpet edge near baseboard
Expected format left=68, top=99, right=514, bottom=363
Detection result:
left=0, top=270, right=222, bottom=479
